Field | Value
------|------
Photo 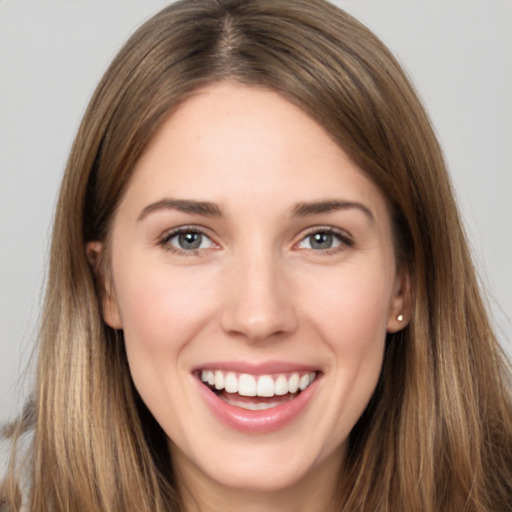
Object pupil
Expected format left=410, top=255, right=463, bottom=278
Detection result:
left=179, top=232, right=201, bottom=250
left=311, top=232, right=332, bottom=249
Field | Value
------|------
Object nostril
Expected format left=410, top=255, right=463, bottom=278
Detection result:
left=220, top=304, right=298, bottom=343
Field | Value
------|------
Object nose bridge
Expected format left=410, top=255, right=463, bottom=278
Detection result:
left=221, top=241, right=297, bottom=342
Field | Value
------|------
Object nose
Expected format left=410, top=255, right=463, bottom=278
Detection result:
left=220, top=249, right=298, bottom=343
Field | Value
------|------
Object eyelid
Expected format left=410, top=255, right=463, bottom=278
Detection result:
left=156, top=224, right=353, bottom=256
left=294, top=226, right=354, bottom=251
left=158, top=225, right=219, bottom=255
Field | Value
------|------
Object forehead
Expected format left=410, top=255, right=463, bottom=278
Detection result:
left=120, top=81, right=390, bottom=223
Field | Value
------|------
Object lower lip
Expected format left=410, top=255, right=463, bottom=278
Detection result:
left=195, top=375, right=320, bottom=434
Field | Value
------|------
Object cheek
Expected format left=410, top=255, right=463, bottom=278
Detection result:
left=300, top=262, right=392, bottom=420
left=110, top=259, right=221, bottom=432
left=115, top=259, right=213, bottom=340
left=110, top=257, right=220, bottom=391
left=304, top=261, right=394, bottom=351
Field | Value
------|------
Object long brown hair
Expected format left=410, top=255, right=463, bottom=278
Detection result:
left=2, top=0, right=511, bottom=510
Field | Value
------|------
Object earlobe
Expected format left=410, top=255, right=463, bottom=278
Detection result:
left=386, top=271, right=411, bottom=333
left=85, top=241, right=123, bottom=329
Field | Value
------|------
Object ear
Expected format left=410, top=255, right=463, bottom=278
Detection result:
left=86, top=241, right=123, bottom=329
left=386, top=269, right=411, bottom=333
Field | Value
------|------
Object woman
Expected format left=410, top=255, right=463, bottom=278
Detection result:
left=2, top=0, right=511, bottom=510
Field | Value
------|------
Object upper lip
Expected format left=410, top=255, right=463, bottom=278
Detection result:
left=191, top=360, right=321, bottom=375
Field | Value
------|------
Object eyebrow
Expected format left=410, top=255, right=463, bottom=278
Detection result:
left=138, top=199, right=223, bottom=221
left=291, top=199, right=374, bottom=221
left=137, top=197, right=374, bottom=222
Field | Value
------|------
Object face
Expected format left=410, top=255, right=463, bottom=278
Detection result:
left=90, top=82, right=408, bottom=507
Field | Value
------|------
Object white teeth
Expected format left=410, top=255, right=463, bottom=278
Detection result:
left=200, top=370, right=317, bottom=398
left=256, top=375, right=275, bottom=397
left=225, top=372, right=238, bottom=393
left=214, top=370, right=224, bottom=390
left=238, top=374, right=256, bottom=396
left=274, top=375, right=288, bottom=396
left=222, top=397, right=288, bottom=411
left=288, top=373, right=299, bottom=393
left=299, top=374, right=310, bottom=391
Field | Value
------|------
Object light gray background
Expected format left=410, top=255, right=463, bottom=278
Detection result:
left=1, top=1, right=511, bottom=425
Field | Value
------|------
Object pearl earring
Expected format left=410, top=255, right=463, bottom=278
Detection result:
left=397, top=314, right=404, bottom=322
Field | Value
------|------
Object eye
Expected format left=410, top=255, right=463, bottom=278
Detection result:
left=161, top=228, right=215, bottom=253
left=297, top=229, right=352, bottom=251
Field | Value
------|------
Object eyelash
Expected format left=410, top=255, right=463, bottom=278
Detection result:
left=158, top=226, right=214, bottom=257
left=296, top=227, right=354, bottom=254
left=157, top=226, right=354, bottom=256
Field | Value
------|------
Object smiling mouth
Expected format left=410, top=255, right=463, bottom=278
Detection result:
left=199, top=370, right=318, bottom=411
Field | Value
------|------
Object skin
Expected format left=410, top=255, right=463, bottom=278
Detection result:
left=88, top=82, right=409, bottom=512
